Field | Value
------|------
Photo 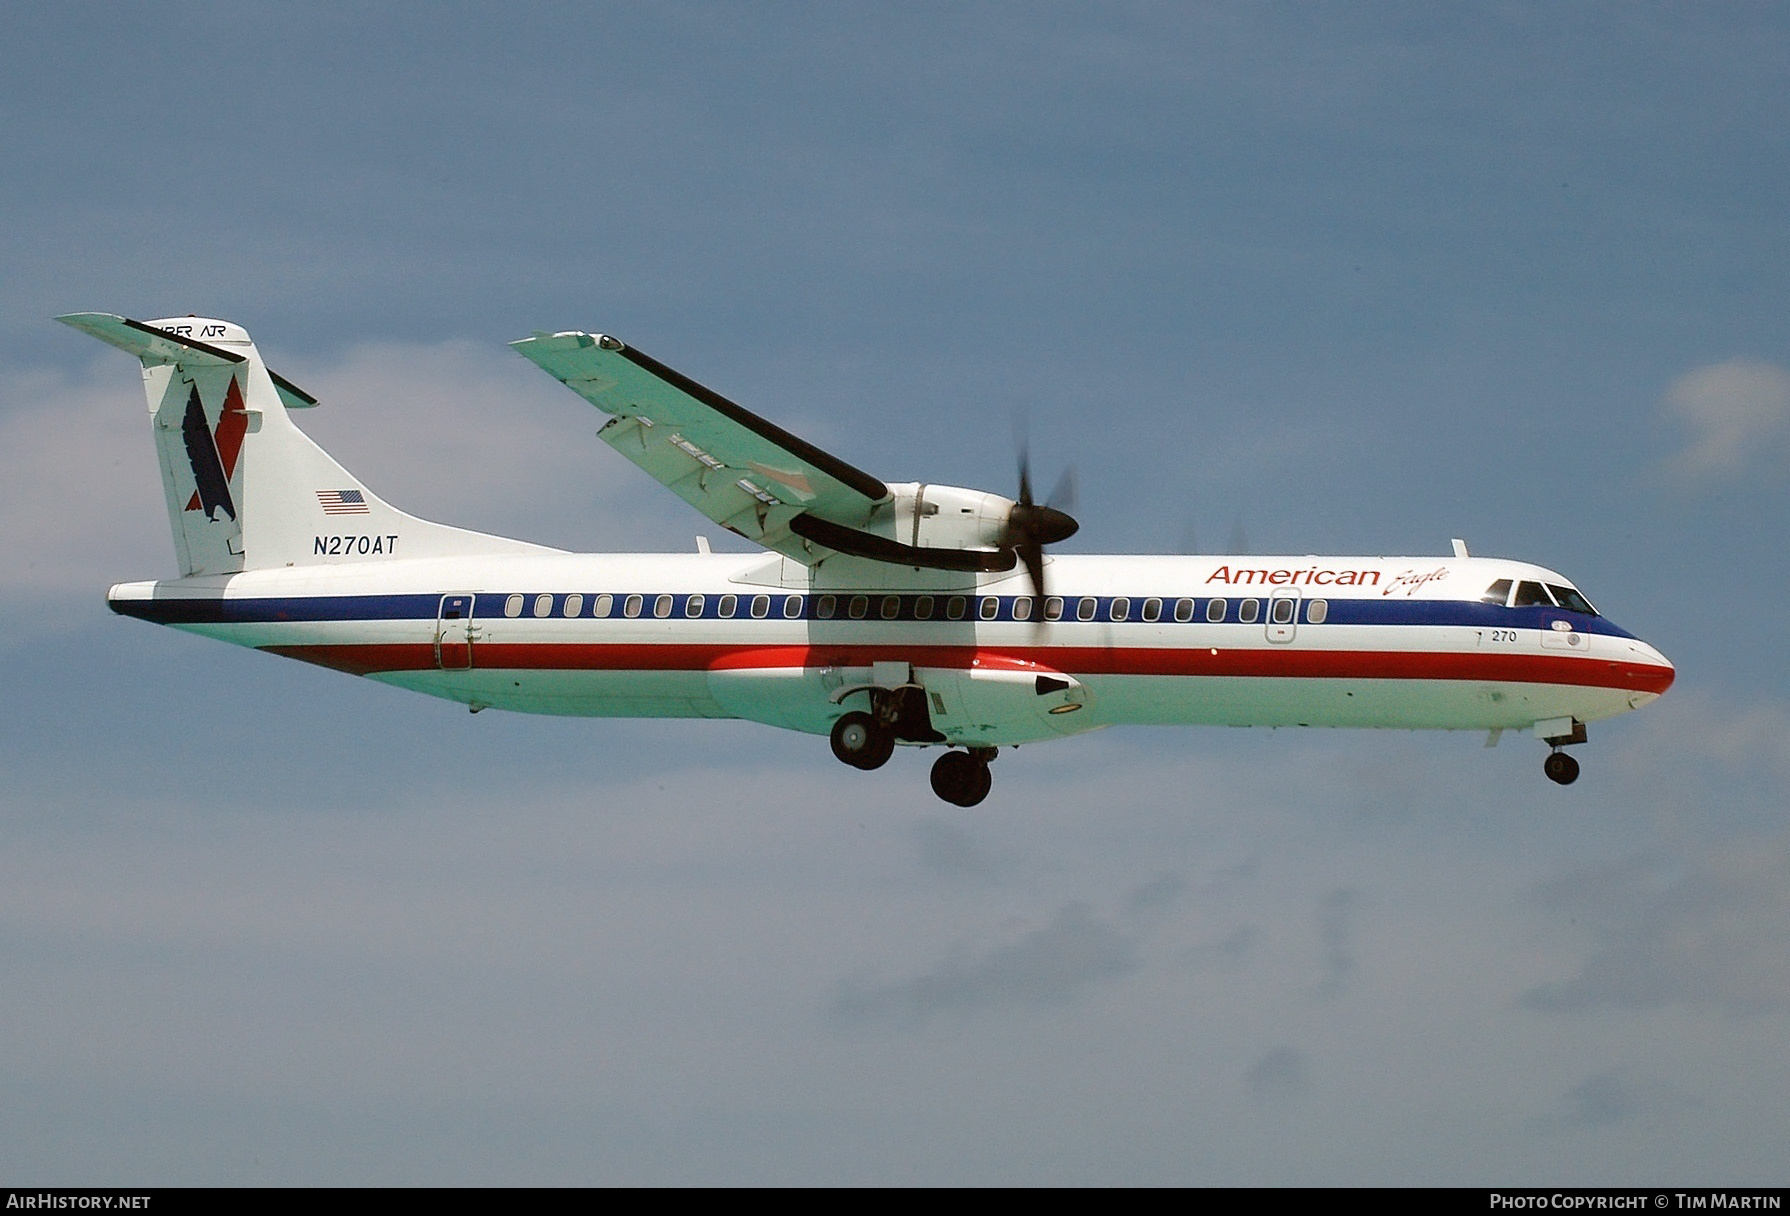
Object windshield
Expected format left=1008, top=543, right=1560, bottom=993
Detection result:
left=1512, top=581, right=1555, bottom=607
left=1546, top=584, right=1599, bottom=615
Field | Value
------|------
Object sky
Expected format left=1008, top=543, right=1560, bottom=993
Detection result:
left=2, top=1, right=1788, bottom=1185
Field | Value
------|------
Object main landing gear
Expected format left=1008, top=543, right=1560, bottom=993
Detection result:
left=830, top=710, right=895, bottom=770
left=828, top=686, right=996, bottom=805
left=930, top=747, right=997, bottom=807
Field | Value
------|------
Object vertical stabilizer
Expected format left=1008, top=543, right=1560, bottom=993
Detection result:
left=58, top=313, right=555, bottom=576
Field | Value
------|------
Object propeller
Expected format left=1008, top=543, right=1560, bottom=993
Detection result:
left=1001, top=441, right=1079, bottom=603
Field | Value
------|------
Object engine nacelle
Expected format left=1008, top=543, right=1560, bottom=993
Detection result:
left=876, top=482, right=1013, bottom=552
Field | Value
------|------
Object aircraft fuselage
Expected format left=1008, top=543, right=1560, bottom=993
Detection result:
left=109, top=550, right=1673, bottom=747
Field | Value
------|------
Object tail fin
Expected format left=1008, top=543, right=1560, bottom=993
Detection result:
left=58, top=314, right=553, bottom=576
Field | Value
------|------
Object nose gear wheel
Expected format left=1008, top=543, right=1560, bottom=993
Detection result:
left=1543, top=750, right=1580, bottom=785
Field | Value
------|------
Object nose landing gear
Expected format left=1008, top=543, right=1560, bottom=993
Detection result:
left=1543, top=749, right=1580, bottom=785
left=1538, top=718, right=1587, bottom=785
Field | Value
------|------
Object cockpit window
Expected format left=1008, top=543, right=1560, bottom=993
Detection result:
left=1480, top=578, right=1513, bottom=606
left=1512, top=581, right=1556, bottom=608
left=1546, top=584, right=1598, bottom=615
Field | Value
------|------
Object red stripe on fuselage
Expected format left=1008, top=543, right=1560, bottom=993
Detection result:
left=259, top=641, right=1675, bottom=694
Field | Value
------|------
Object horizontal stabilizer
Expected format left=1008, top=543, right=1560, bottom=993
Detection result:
left=57, top=313, right=243, bottom=366
left=57, top=313, right=319, bottom=408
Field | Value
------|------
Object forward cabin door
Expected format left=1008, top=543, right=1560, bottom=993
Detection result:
left=1266, top=590, right=1300, bottom=644
left=436, top=594, right=477, bottom=670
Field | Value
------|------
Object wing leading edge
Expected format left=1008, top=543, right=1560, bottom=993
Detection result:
left=512, top=331, right=893, bottom=565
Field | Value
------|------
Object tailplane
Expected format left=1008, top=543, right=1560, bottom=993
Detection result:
left=58, top=313, right=553, bottom=576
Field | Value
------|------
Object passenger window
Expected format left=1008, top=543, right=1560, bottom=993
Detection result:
left=623, top=594, right=643, bottom=618
left=1238, top=599, right=1260, bottom=624
left=686, top=594, right=705, bottom=617
left=848, top=595, right=869, bottom=620
left=1076, top=597, right=1097, bottom=621
left=1142, top=597, right=1162, bottom=622
left=1012, top=596, right=1033, bottom=622
left=1306, top=599, right=1328, bottom=624
left=1044, top=597, right=1064, bottom=621
left=946, top=596, right=967, bottom=620
left=816, top=594, right=837, bottom=619
left=1480, top=578, right=1513, bottom=606
left=1547, top=584, right=1598, bottom=615
left=504, top=593, right=524, bottom=618
left=915, top=595, right=935, bottom=620
left=1271, top=598, right=1295, bottom=625
left=717, top=594, right=737, bottom=618
left=563, top=594, right=583, bottom=617
left=653, top=594, right=673, bottom=618
left=751, top=595, right=771, bottom=619
left=1206, top=598, right=1226, bottom=622
left=1174, top=598, right=1194, bottom=623
left=593, top=594, right=613, bottom=618
left=534, top=594, right=553, bottom=618
left=1110, top=597, right=1130, bottom=622
left=784, top=595, right=803, bottom=618
left=1513, top=581, right=1556, bottom=608
left=979, top=596, right=999, bottom=620
left=881, top=595, right=900, bottom=619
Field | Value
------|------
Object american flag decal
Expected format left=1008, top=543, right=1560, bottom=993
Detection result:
left=317, top=489, right=371, bottom=515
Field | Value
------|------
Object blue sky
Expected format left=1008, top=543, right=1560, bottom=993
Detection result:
left=3, top=2, right=1788, bottom=1183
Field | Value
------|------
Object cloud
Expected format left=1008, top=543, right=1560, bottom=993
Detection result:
left=1524, top=835, right=1790, bottom=1015
left=1125, top=871, right=1187, bottom=917
left=1536, top=1070, right=1696, bottom=1130
left=1245, top=1046, right=1309, bottom=1099
left=1186, top=924, right=1262, bottom=971
left=271, top=339, right=680, bottom=552
left=0, top=362, right=169, bottom=599
left=832, top=901, right=1137, bottom=1026
left=1663, top=358, right=1790, bottom=480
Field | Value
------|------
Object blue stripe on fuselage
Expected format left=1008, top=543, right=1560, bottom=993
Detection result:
left=107, top=590, right=1638, bottom=640
left=109, top=593, right=441, bottom=625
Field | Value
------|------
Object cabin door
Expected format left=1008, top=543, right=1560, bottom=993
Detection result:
left=436, top=594, right=477, bottom=670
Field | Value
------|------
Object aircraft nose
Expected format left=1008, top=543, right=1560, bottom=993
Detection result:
left=1623, top=637, right=1675, bottom=698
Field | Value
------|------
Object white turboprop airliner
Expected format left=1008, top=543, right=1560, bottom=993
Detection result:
left=62, top=313, right=1673, bottom=804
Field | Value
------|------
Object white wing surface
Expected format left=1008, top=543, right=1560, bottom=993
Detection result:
left=512, top=331, right=892, bottom=565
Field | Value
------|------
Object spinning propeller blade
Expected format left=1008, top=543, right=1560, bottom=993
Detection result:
left=1000, top=442, right=1078, bottom=604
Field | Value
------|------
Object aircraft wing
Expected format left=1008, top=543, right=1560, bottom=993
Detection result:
left=512, top=331, right=891, bottom=564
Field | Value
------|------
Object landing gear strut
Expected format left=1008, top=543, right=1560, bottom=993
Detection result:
left=930, top=748, right=994, bottom=807
left=1543, top=750, right=1580, bottom=786
left=829, top=683, right=941, bottom=773
left=1539, top=718, right=1586, bottom=786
